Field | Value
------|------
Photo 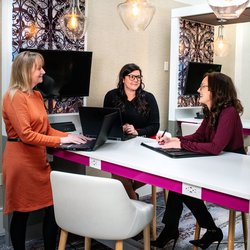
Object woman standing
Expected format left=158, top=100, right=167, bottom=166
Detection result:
left=152, top=72, right=245, bottom=249
left=2, top=51, right=88, bottom=249
left=104, top=63, right=160, bottom=199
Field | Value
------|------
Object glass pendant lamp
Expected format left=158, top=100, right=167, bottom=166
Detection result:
left=207, top=0, right=249, bottom=19
left=214, top=25, right=231, bottom=57
left=59, top=0, right=87, bottom=41
left=117, top=0, right=155, bottom=31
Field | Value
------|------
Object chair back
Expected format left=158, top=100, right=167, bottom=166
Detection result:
left=181, top=122, right=200, bottom=136
left=50, top=171, right=152, bottom=240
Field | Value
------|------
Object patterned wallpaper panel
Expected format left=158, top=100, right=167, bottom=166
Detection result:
left=178, top=19, right=214, bottom=107
left=12, top=0, right=86, bottom=114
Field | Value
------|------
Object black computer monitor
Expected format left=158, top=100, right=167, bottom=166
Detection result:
left=19, top=48, right=93, bottom=98
left=184, top=62, right=222, bottom=95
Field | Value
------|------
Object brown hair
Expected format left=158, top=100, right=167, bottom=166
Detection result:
left=202, top=72, right=243, bottom=128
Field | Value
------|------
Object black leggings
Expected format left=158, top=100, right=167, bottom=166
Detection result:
left=162, top=191, right=217, bottom=231
left=10, top=206, right=58, bottom=250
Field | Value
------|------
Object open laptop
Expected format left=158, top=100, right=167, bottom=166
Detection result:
left=57, top=111, right=118, bottom=151
left=141, top=142, right=210, bottom=158
left=78, top=106, right=136, bottom=141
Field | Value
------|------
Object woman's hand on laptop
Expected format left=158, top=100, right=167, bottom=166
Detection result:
left=60, top=134, right=90, bottom=145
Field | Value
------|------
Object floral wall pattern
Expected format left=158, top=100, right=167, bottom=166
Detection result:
left=178, top=19, right=214, bottom=107
left=12, top=0, right=86, bottom=113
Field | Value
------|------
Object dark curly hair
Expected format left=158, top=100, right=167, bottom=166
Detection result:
left=202, top=72, right=243, bottom=129
left=113, top=63, right=149, bottom=117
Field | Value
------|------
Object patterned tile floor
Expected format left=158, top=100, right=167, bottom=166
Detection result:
left=0, top=192, right=246, bottom=249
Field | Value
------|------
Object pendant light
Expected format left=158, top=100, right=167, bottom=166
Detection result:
left=207, top=0, right=249, bottom=19
left=214, top=25, right=231, bottom=57
left=59, top=0, right=87, bottom=41
left=117, top=0, right=156, bottom=31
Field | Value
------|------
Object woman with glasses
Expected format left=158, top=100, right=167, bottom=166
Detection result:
left=151, top=72, right=245, bottom=249
left=103, top=63, right=160, bottom=200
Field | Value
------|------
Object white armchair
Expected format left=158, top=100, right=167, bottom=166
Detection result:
left=50, top=171, right=154, bottom=250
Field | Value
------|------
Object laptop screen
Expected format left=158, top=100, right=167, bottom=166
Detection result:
left=78, top=107, right=123, bottom=139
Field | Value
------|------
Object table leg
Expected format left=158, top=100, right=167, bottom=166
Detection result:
left=151, top=186, right=157, bottom=240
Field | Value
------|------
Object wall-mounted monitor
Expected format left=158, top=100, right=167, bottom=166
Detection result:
left=19, top=48, right=93, bottom=98
left=184, top=62, right=222, bottom=96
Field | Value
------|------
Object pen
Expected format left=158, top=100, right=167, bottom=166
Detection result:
left=161, top=129, right=167, bottom=138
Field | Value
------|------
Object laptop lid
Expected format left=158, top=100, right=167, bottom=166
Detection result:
left=78, top=106, right=132, bottom=141
left=58, top=111, right=118, bottom=151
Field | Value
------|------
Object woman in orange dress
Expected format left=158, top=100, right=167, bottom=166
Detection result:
left=2, top=51, right=88, bottom=250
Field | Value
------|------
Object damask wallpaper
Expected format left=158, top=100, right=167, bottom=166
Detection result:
left=12, top=0, right=86, bottom=114
left=178, top=19, right=214, bottom=107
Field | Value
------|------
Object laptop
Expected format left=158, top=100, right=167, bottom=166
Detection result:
left=57, top=111, right=118, bottom=151
left=141, top=142, right=210, bottom=158
left=78, top=106, right=136, bottom=141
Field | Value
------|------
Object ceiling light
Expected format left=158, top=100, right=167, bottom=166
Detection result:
left=214, top=25, right=231, bottom=57
left=117, top=0, right=156, bottom=31
left=207, top=0, right=249, bottom=19
left=59, top=0, right=87, bottom=41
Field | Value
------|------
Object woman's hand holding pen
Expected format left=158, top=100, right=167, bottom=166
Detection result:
left=60, top=134, right=90, bottom=145
left=156, top=131, right=181, bottom=148
left=156, top=130, right=171, bottom=144
left=160, top=138, right=181, bottom=149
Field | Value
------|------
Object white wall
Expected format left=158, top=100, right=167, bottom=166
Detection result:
left=235, top=23, right=250, bottom=119
left=214, top=22, right=250, bottom=119
left=86, top=0, right=185, bottom=130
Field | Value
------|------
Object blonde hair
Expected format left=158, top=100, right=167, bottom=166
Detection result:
left=8, top=51, right=44, bottom=98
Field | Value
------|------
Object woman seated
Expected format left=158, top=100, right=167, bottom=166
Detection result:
left=103, top=63, right=160, bottom=199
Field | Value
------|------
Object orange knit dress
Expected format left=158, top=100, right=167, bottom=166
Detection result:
left=2, top=90, right=67, bottom=214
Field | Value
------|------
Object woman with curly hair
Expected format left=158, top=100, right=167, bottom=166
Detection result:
left=103, top=63, right=160, bottom=199
left=152, top=72, right=245, bottom=249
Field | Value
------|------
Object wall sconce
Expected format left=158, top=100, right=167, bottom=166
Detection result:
left=25, top=22, right=37, bottom=40
left=214, top=25, right=231, bottom=57
left=59, top=0, right=87, bottom=41
left=207, top=0, right=249, bottom=19
left=117, top=0, right=156, bottom=31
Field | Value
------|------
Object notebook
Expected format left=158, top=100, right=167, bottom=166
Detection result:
left=141, top=142, right=210, bottom=158
left=57, top=111, right=118, bottom=151
left=78, top=106, right=136, bottom=141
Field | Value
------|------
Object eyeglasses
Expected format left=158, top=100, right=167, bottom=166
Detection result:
left=127, top=74, right=143, bottom=82
left=199, top=85, right=208, bottom=90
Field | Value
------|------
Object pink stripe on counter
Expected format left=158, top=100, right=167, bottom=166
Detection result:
left=202, top=188, right=249, bottom=213
left=101, top=161, right=182, bottom=194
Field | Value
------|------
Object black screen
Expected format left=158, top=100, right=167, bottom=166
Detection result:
left=184, top=62, right=222, bottom=95
left=19, top=48, right=92, bottom=98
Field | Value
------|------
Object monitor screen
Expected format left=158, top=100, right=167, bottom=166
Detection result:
left=184, top=62, right=222, bottom=95
left=19, top=48, right=92, bottom=98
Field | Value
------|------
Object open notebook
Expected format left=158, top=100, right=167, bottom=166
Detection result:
left=141, top=141, right=210, bottom=158
left=57, top=112, right=118, bottom=151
